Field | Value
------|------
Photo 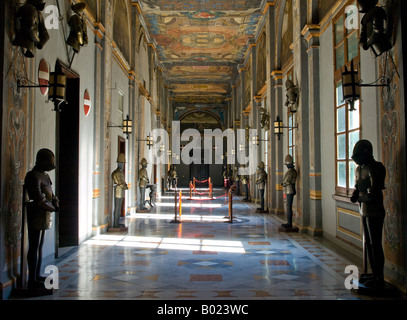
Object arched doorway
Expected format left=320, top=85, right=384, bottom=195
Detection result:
left=176, top=110, right=224, bottom=187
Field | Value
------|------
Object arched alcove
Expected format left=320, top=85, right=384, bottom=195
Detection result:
left=113, top=0, right=131, bottom=64
left=84, top=0, right=98, bottom=19
left=280, top=0, right=293, bottom=70
left=180, top=110, right=222, bottom=133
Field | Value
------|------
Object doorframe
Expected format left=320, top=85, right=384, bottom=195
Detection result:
left=54, top=60, right=80, bottom=257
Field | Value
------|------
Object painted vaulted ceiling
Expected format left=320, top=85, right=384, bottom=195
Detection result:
left=135, top=0, right=265, bottom=106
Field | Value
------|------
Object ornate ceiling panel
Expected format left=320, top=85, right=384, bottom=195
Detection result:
left=135, top=0, right=265, bottom=106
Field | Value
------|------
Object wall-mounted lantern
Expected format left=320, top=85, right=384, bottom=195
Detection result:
left=137, top=133, right=154, bottom=149
left=17, top=71, right=67, bottom=112
left=252, top=135, right=269, bottom=146
left=274, top=116, right=298, bottom=140
left=341, top=60, right=390, bottom=111
left=108, top=115, right=133, bottom=139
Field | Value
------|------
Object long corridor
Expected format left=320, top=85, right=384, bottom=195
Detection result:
left=13, top=187, right=381, bottom=301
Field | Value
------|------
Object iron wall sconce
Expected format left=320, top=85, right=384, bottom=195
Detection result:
left=108, top=115, right=133, bottom=139
left=17, top=71, right=67, bottom=111
left=252, top=135, right=269, bottom=146
left=137, top=133, right=154, bottom=149
left=342, top=60, right=390, bottom=111
left=274, top=116, right=298, bottom=140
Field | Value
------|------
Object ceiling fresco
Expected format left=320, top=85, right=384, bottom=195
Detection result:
left=135, top=0, right=265, bottom=107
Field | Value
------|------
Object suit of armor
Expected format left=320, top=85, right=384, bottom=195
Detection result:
left=358, top=0, right=392, bottom=56
left=240, top=170, right=249, bottom=201
left=285, top=80, right=299, bottom=113
left=111, top=154, right=128, bottom=227
left=351, top=140, right=386, bottom=288
left=12, top=0, right=50, bottom=57
left=24, top=149, right=59, bottom=288
left=281, top=155, right=297, bottom=228
left=256, top=162, right=267, bottom=211
left=139, top=158, right=149, bottom=210
left=233, top=165, right=241, bottom=194
left=259, top=108, right=270, bottom=131
left=168, top=165, right=178, bottom=189
left=66, top=3, right=88, bottom=53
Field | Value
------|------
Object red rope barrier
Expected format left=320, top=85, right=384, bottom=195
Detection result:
left=180, top=192, right=229, bottom=201
left=195, top=179, right=209, bottom=184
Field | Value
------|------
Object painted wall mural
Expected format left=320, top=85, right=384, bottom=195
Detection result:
left=4, top=46, right=27, bottom=253
left=380, top=49, right=403, bottom=260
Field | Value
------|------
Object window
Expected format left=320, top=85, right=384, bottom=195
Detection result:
left=333, top=1, right=361, bottom=196
left=118, top=90, right=124, bottom=124
left=264, top=128, right=268, bottom=174
left=288, top=112, right=296, bottom=163
left=286, top=69, right=296, bottom=164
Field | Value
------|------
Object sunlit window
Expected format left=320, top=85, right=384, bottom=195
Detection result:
left=333, top=1, right=361, bottom=196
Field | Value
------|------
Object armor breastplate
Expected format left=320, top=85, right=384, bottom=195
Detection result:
left=354, top=163, right=385, bottom=218
left=25, top=169, right=54, bottom=230
left=282, top=168, right=297, bottom=195
left=112, top=168, right=127, bottom=198
left=256, top=170, right=267, bottom=190
left=139, top=168, right=149, bottom=187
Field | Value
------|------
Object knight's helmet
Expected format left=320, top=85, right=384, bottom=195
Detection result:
left=285, top=154, right=294, bottom=165
left=258, top=161, right=265, bottom=170
left=351, top=140, right=373, bottom=166
left=27, top=0, right=46, bottom=11
left=357, top=0, right=378, bottom=13
left=12, top=3, right=40, bottom=57
left=357, top=0, right=392, bottom=56
left=286, top=79, right=296, bottom=90
left=140, top=158, right=148, bottom=167
left=117, top=153, right=126, bottom=163
left=35, top=148, right=56, bottom=172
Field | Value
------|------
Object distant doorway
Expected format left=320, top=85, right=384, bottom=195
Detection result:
left=190, top=162, right=209, bottom=182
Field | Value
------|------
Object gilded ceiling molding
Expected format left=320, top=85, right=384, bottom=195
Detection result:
left=318, top=0, right=348, bottom=34
left=301, top=24, right=321, bottom=41
left=262, top=1, right=277, bottom=14
left=136, top=79, right=159, bottom=116
left=255, top=83, right=267, bottom=100
left=112, top=42, right=135, bottom=81
left=242, top=103, right=252, bottom=116
left=92, top=22, right=105, bottom=40
left=271, top=69, right=283, bottom=80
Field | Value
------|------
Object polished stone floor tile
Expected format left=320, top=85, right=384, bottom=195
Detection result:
left=16, top=188, right=383, bottom=301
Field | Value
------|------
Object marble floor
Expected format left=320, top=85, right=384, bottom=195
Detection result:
left=15, top=188, right=396, bottom=301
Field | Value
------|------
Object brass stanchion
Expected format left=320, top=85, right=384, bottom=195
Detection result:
left=189, top=181, right=192, bottom=199
left=179, top=190, right=182, bottom=218
left=170, top=189, right=181, bottom=223
left=226, top=189, right=233, bottom=223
